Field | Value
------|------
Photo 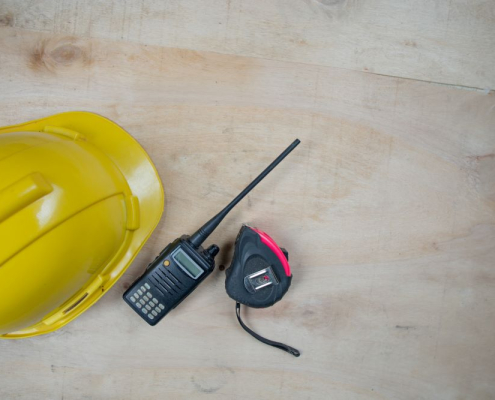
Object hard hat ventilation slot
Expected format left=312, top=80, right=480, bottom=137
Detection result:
left=125, top=195, right=140, bottom=231
left=0, top=172, right=53, bottom=224
left=63, top=292, right=89, bottom=314
left=43, top=126, right=85, bottom=141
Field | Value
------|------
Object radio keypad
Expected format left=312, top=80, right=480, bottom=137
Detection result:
left=129, top=284, right=167, bottom=322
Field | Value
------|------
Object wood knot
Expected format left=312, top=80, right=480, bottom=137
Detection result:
left=30, top=37, right=90, bottom=73
left=50, top=44, right=83, bottom=65
left=0, top=12, right=14, bottom=27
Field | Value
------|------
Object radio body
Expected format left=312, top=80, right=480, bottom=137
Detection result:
left=123, top=237, right=218, bottom=325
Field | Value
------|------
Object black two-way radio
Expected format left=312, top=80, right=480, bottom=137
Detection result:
left=123, top=140, right=300, bottom=326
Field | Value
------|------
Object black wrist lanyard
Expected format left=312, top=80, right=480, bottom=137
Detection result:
left=235, top=302, right=301, bottom=357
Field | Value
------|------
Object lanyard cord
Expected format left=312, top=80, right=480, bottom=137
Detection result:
left=235, top=302, right=300, bottom=357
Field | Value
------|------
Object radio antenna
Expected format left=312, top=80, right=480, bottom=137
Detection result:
left=189, top=139, right=300, bottom=248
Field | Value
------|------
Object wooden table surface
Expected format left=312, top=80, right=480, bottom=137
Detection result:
left=1, top=1, right=494, bottom=399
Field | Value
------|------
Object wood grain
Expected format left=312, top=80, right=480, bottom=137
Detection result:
left=0, top=24, right=494, bottom=400
left=1, top=0, right=495, bottom=88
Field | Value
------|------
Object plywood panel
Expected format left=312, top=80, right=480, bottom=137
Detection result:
left=1, top=0, right=494, bottom=88
left=0, top=27, right=494, bottom=399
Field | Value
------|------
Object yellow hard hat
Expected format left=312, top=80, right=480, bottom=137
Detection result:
left=0, top=112, right=164, bottom=338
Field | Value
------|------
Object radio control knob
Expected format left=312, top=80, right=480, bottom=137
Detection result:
left=205, top=244, right=220, bottom=259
